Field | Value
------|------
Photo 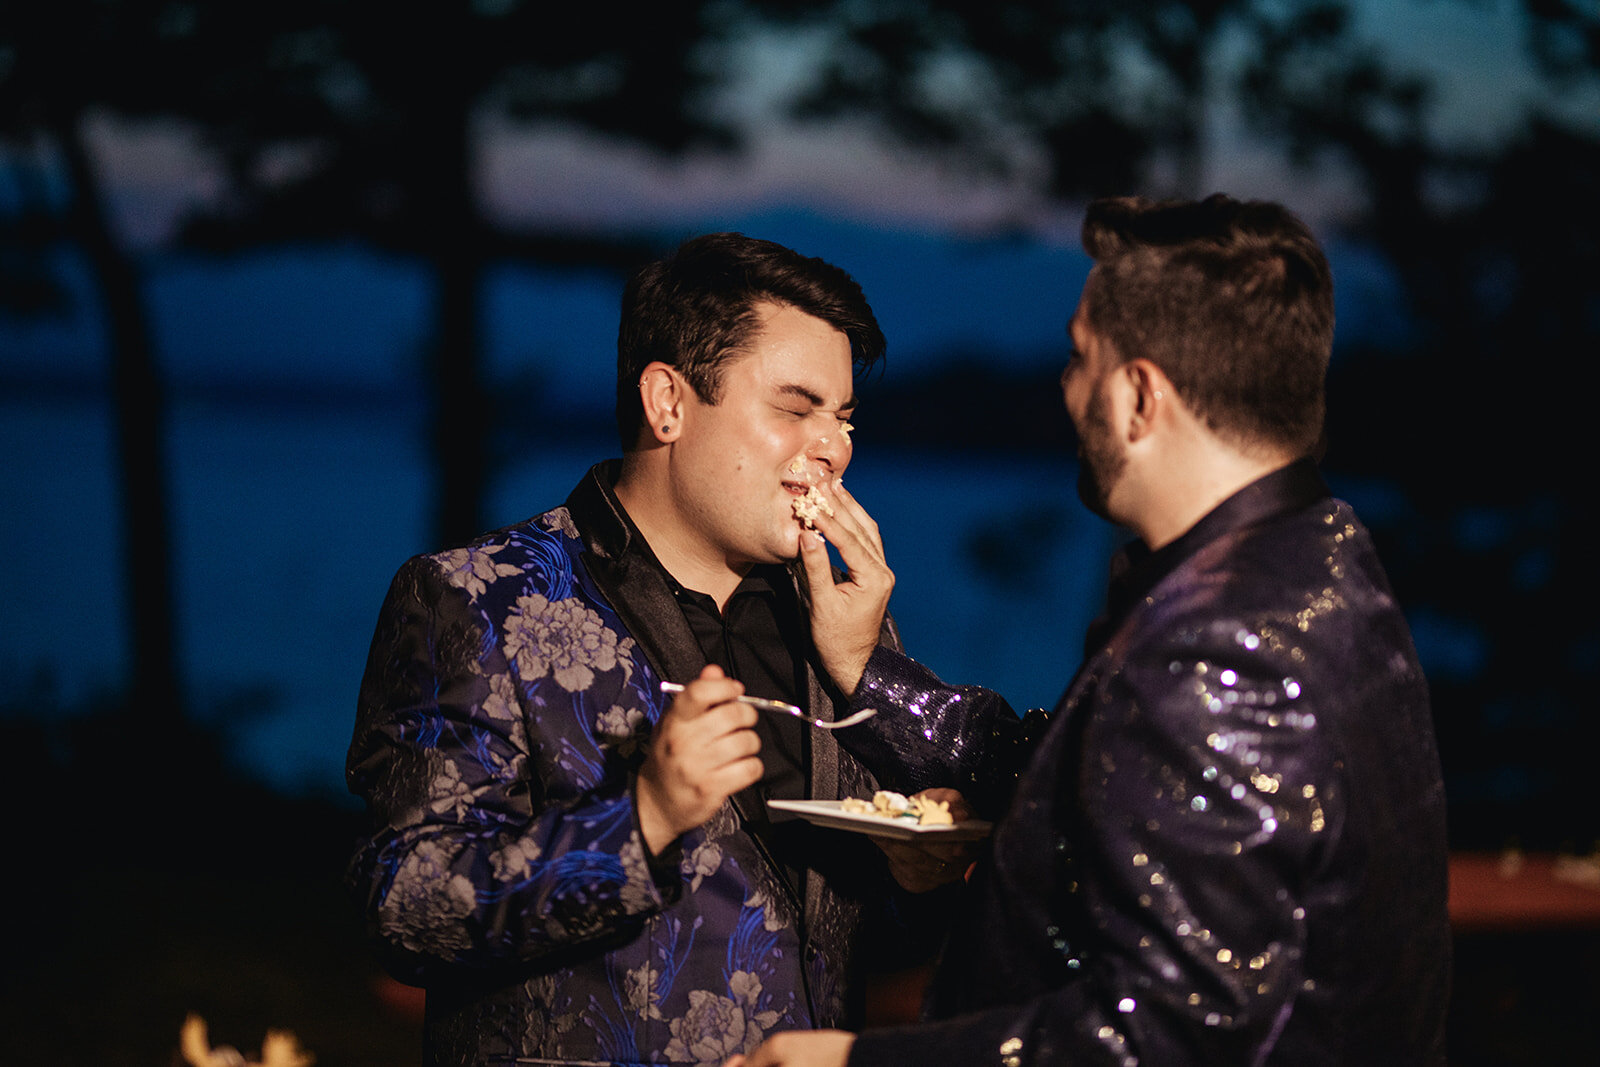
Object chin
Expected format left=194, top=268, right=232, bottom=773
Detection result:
left=1075, top=471, right=1109, bottom=520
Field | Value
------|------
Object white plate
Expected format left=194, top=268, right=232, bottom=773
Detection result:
left=768, top=799, right=993, bottom=841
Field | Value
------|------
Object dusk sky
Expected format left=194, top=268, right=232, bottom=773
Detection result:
left=46, top=0, right=1600, bottom=250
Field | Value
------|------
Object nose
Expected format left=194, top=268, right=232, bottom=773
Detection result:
left=808, top=421, right=852, bottom=473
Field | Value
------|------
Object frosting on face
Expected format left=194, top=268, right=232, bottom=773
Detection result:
left=792, top=485, right=834, bottom=528
left=786, top=457, right=835, bottom=528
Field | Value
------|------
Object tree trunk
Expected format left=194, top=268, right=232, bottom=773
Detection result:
left=59, top=113, right=183, bottom=724
left=421, top=21, right=488, bottom=550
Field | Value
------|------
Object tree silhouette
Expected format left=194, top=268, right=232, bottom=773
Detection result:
left=1, top=1, right=750, bottom=725
left=159, top=2, right=747, bottom=546
left=1, top=1, right=210, bottom=724
left=741, top=0, right=1269, bottom=201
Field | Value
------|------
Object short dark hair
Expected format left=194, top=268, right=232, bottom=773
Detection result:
left=615, top=232, right=886, bottom=449
left=1080, top=194, right=1334, bottom=457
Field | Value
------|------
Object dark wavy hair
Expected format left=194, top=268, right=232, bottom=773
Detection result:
left=615, top=232, right=886, bottom=449
left=1081, top=194, right=1334, bottom=457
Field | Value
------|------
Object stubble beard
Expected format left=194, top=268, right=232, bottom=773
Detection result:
left=1074, top=385, right=1125, bottom=523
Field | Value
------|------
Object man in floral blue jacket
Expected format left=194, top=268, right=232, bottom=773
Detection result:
left=347, top=234, right=1029, bottom=1066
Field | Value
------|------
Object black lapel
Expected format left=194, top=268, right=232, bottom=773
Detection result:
left=567, top=463, right=772, bottom=829
left=587, top=550, right=707, bottom=693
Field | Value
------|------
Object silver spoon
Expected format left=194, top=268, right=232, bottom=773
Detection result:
left=658, top=681, right=877, bottom=730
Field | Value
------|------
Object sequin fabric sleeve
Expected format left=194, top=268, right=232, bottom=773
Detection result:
left=836, top=645, right=1049, bottom=818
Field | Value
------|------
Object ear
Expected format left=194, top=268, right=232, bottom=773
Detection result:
left=638, top=362, right=685, bottom=443
left=1123, top=359, right=1172, bottom=443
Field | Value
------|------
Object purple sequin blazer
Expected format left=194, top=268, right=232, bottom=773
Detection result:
left=846, top=462, right=1452, bottom=1066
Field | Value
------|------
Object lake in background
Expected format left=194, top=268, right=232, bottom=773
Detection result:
left=2, top=392, right=1118, bottom=799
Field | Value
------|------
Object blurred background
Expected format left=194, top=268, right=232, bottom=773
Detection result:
left=3, top=1, right=1597, bottom=1063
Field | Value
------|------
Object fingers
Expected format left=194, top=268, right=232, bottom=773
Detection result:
left=729, top=1030, right=856, bottom=1067
left=659, top=704, right=762, bottom=791
left=875, top=790, right=981, bottom=892
left=827, top=480, right=883, bottom=545
left=638, top=666, right=764, bottom=852
left=797, top=525, right=835, bottom=601
left=877, top=837, right=976, bottom=893
left=808, top=481, right=887, bottom=572
left=810, top=485, right=892, bottom=607
left=801, top=483, right=893, bottom=696
left=663, top=663, right=742, bottom=720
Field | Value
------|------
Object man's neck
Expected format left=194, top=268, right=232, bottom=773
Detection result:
left=1132, top=445, right=1294, bottom=551
left=613, top=457, right=749, bottom=610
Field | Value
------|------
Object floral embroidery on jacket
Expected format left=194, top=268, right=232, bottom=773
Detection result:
left=619, top=837, right=657, bottom=914
left=625, top=959, right=666, bottom=1021
left=537, top=506, right=581, bottom=541
left=427, top=754, right=478, bottom=821
left=663, top=974, right=785, bottom=1065
left=595, top=703, right=648, bottom=757
left=491, top=838, right=544, bottom=883
left=684, top=841, right=723, bottom=892
left=385, top=840, right=477, bottom=956
left=504, top=592, right=627, bottom=692
left=434, top=543, right=523, bottom=597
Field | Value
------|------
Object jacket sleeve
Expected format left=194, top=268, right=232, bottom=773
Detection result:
left=345, top=550, right=669, bottom=984
left=836, top=645, right=1050, bottom=819
left=849, top=616, right=1343, bottom=1067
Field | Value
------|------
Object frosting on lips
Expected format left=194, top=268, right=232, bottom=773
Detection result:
left=786, top=457, right=835, bottom=528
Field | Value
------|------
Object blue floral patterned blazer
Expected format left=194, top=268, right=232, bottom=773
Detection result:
left=349, top=462, right=937, bottom=1066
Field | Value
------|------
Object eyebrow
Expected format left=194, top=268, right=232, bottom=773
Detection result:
left=776, top=383, right=858, bottom=411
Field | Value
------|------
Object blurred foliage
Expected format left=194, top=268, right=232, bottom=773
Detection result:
left=747, top=0, right=1255, bottom=198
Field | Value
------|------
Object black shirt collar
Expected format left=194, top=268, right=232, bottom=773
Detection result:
left=565, top=460, right=794, bottom=609
left=1090, top=457, right=1330, bottom=651
left=565, top=459, right=638, bottom=563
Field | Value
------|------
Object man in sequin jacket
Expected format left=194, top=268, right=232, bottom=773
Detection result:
left=732, top=196, right=1451, bottom=1066
left=347, top=233, right=1029, bottom=1067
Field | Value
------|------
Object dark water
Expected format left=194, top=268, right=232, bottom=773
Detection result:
left=2, top=393, right=1117, bottom=797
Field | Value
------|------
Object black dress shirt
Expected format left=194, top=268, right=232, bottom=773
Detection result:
left=672, top=566, right=816, bottom=902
